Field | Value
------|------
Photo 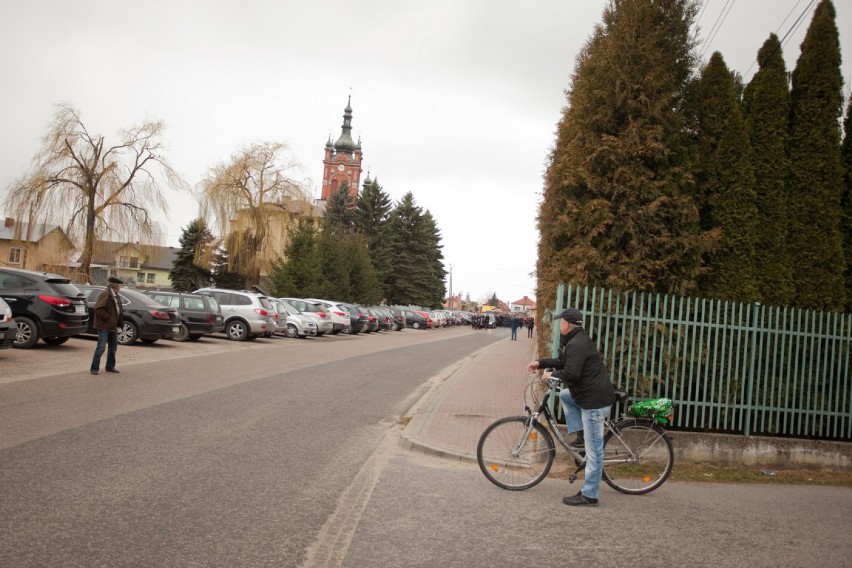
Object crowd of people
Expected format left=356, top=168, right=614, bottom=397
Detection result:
left=470, top=312, right=535, bottom=338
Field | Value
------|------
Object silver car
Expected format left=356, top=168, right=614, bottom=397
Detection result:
left=279, top=297, right=334, bottom=336
left=194, top=288, right=275, bottom=341
left=273, top=299, right=317, bottom=338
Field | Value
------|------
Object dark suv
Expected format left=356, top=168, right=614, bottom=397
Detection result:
left=144, top=291, right=224, bottom=341
left=78, top=285, right=181, bottom=345
left=0, top=267, right=88, bottom=348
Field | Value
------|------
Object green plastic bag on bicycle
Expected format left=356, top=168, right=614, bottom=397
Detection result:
left=628, top=398, right=673, bottom=425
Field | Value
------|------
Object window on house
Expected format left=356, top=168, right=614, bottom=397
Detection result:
left=119, top=256, right=139, bottom=268
left=137, top=272, right=145, bottom=282
left=8, top=247, right=22, bottom=264
left=146, top=273, right=155, bottom=284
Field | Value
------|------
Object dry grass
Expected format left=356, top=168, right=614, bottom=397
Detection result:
left=668, top=463, right=852, bottom=487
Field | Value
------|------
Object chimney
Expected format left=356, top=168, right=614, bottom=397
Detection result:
left=4, top=218, right=14, bottom=228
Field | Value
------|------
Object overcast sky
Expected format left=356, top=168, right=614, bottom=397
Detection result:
left=1, top=1, right=850, bottom=305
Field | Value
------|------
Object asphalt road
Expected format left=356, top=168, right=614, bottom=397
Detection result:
left=1, top=328, right=850, bottom=567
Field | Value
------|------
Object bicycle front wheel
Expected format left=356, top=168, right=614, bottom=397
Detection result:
left=601, top=418, right=674, bottom=495
left=477, top=416, right=555, bottom=491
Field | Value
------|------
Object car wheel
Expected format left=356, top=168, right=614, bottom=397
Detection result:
left=172, top=323, right=190, bottom=342
left=285, top=324, right=299, bottom=339
left=13, top=317, right=39, bottom=349
left=412, top=321, right=421, bottom=329
left=316, top=331, right=325, bottom=337
left=117, top=321, right=138, bottom=345
left=341, top=326, right=351, bottom=334
left=42, top=336, right=70, bottom=346
left=225, top=320, right=249, bottom=341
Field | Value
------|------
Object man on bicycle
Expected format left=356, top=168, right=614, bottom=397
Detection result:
left=527, top=307, right=615, bottom=506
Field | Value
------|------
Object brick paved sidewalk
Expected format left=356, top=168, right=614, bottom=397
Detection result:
left=400, top=334, right=538, bottom=462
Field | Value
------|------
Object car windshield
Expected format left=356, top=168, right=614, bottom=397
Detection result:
left=282, top=300, right=301, bottom=314
left=206, top=296, right=220, bottom=312
left=46, top=280, right=85, bottom=298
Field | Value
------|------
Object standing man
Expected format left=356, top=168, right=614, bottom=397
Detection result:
left=526, top=315, right=535, bottom=338
left=90, top=276, right=123, bottom=375
left=527, top=308, right=615, bottom=506
left=510, top=315, right=519, bottom=340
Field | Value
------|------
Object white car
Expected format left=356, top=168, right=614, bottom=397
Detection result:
left=304, top=298, right=351, bottom=334
left=280, top=298, right=334, bottom=336
left=272, top=299, right=317, bottom=338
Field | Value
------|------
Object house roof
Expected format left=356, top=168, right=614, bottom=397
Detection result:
left=90, top=240, right=178, bottom=270
left=511, top=295, right=536, bottom=308
left=0, top=220, right=67, bottom=243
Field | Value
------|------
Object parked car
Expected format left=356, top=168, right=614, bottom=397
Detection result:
left=194, top=288, right=275, bottom=341
left=342, top=304, right=370, bottom=334
left=386, top=307, right=406, bottom=331
left=0, top=297, right=16, bottom=350
left=363, top=308, right=380, bottom=332
left=279, top=297, right=334, bottom=336
left=403, top=309, right=429, bottom=329
left=415, top=310, right=434, bottom=329
left=369, top=307, right=393, bottom=331
left=77, top=285, right=181, bottom=345
left=0, top=266, right=89, bottom=348
left=143, top=291, right=224, bottom=341
left=304, top=298, right=351, bottom=334
left=271, top=299, right=317, bottom=338
left=429, top=311, right=447, bottom=327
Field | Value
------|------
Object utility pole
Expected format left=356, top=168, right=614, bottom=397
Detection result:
left=448, top=264, right=453, bottom=310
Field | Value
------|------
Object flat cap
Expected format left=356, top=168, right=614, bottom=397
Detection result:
left=555, top=308, right=583, bottom=325
left=108, top=276, right=124, bottom=285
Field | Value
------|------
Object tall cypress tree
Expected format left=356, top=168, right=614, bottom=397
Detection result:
left=692, top=52, right=758, bottom=302
left=743, top=34, right=794, bottom=306
left=536, top=0, right=707, bottom=311
left=354, top=177, right=394, bottom=295
left=841, top=97, right=852, bottom=311
left=169, top=218, right=213, bottom=291
left=386, top=192, right=442, bottom=306
left=787, top=0, right=846, bottom=310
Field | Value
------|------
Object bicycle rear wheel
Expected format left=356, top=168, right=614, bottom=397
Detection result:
left=477, top=416, right=555, bottom=491
left=601, top=418, right=674, bottom=495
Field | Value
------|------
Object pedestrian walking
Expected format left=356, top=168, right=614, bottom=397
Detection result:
left=90, top=276, right=124, bottom=375
left=525, top=316, right=535, bottom=338
left=527, top=308, right=615, bottom=506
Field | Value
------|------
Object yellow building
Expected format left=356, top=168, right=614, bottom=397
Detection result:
left=89, top=240, right=178, bottom=288
left=0, top=218, right=75, bottom=272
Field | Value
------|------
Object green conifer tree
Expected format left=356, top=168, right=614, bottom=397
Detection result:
left=270, top=219, right=322, bottom=297
left=841, top=97, right=852, bottom=311
left=386, top=193, right=443, bottom=306
left=354, top=177, right=394, bottom=296
left=788, top=0, right=846, bottom=310
left=169, top=219, right=213, bottom=291
left=692, top=52, right=758, bottom=302
left=743, top=34, right=794, bottom=306
left=536, top=0, right=708, bottom=312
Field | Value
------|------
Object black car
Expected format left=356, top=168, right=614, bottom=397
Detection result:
left=143, top=290, right=224, bottom=341
left=78, top=285, right=181, bottom=345
left=386, top=307, right=406, bottom=331
left=0, top=267, right=89, bottom=348
left=404, top=309, right=429, bottom=329
left=342, top=304, right=370, bottom=334
left=0, top=297, right=16, bottom=349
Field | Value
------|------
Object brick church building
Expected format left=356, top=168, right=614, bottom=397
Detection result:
left=320, top=96, right=363, bottom=201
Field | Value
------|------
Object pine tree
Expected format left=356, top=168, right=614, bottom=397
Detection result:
left=743, top=34, right=794, bottom=306
left=210, top=244, right=245, bottom=290
left=354, top=178, right=394, bottom=296
left=386, top=193, right=441, bottom=306
left=841, top=97, right=852, bottom=311
left=324, top=182, right=356, bottom=234
left=169, top=219, right=213, bottom=291
left=788, top=0, right=846, bottom=310
left=536, top=0, right=708, bottom=311
left=270, top=219, right=322, bottom=297
left=692, top=52, right=758, bottom=302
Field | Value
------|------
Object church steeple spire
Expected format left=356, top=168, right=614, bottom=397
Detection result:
left=333, top=95, right=356, bottom=154
left=320, top=95, right=363, bottom=202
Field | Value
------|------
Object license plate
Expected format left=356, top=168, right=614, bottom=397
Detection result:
left=172, top=327, right=179, bottom=333
left=75, top=305, right=86, bottom=314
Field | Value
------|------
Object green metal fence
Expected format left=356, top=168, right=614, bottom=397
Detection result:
left=550, top=284, right=852, bottom=439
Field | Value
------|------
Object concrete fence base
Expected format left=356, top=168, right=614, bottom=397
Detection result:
left=669, top=431, right=852, bottom=469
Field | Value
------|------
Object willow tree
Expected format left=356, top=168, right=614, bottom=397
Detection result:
left=536, top=0, right=709, bottom=314
left=3, top=104, right=185, bottom=281
left=198, top=141, right=311, bottom=288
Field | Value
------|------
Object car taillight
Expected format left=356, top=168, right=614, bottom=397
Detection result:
left=255, top=308, right=269, bottom=316
left=333, top=311, right=346, bottom=317
left=149, top=310, right=172, bottom=320
left=369, top=316, right=376, bottom=322
left=207, top=315, right=214, bottom=324
left=38, top=295, right=72, bottom=308
left=317, top=312, right=327, bottom=318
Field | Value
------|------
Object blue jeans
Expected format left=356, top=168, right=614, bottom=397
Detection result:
left=91, top=329, right=118, bottom=372
left=559, top=388, right=611, bottom=500
left=510, top=327, right=517, bottom=340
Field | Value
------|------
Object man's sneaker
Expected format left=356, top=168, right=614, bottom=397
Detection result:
left=563, top=492, right=598, bottom=506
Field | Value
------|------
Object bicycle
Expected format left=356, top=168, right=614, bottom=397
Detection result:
left=476, top=375, right=675, bottom=494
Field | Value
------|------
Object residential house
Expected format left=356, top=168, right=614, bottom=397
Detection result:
left=0, top=218, right=75, bottom=272
left=88, top=240, right=178, bottom=288
left=509, top=295, right=536, bottom=314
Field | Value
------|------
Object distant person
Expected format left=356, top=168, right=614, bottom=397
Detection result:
left=510, top=315, right=520, bottom=340
left=526, top=316, right=535, bottom=338
left=527, top=308, right=615, bottom=506
left=90, top=276, right=123, bottom=375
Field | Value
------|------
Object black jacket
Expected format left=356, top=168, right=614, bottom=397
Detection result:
left=538, top=327, right=615, bottom=409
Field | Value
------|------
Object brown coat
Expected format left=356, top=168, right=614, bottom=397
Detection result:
left=93, top=287, right=122, bottom=331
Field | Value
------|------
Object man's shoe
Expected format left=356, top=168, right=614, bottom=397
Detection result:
left=563, top=492, right=598, bottom=506
left=90, top=370, right=99, bottom=375
left=105, top=368, right=119, bottom=373
left=568, top=434, right=585, bottom=450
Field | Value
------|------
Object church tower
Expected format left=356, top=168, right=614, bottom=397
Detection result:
left=321, top=96, right=363, bottom=201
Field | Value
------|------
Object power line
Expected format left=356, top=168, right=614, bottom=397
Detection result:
left=742, top=0, right=815, bottom=80
left=698, top=0, right=737, bottom=61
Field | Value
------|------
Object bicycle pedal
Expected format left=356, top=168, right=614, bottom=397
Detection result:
left=568, top=473, right=577, bottom=483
